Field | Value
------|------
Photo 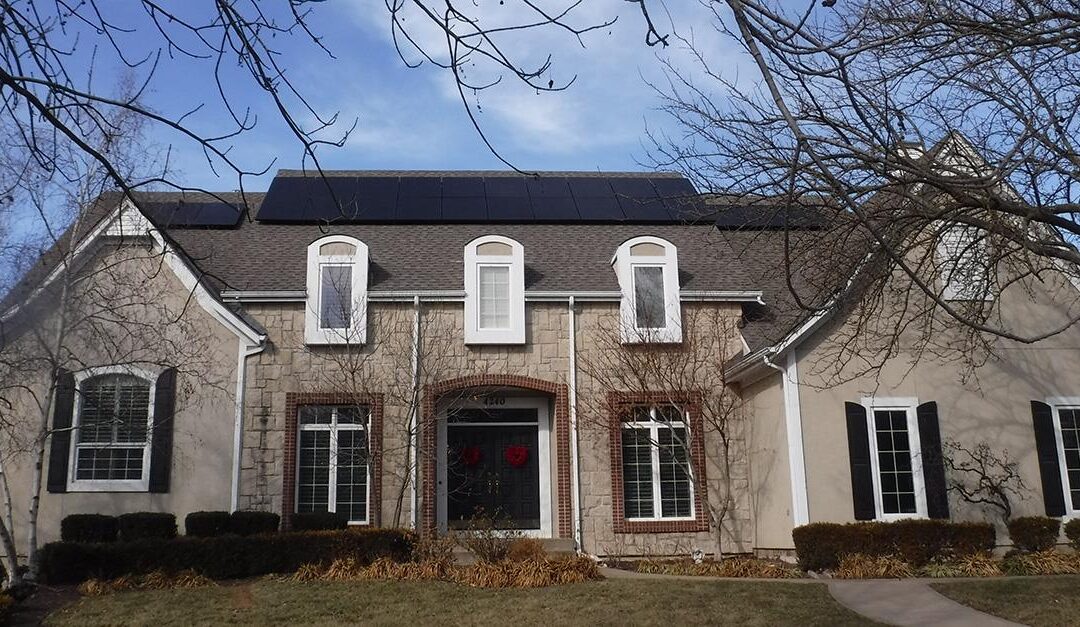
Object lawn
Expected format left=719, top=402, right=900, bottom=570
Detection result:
left=932, top=575, right=1080, bottom=627
left=45, top=578, right=875, bottom=626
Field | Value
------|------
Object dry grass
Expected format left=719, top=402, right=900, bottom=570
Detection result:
left=919, top=553, right=1003, bottom=578
left=933, top=576, right=1080, bottom=627
left=77, top=570, right=217, bottom=596
left=290, top=555, right=600, bottom=588
left=635, top=557, right=799, bottom=579
left=506, top=538, right=548, bottom=562
left=1001, top=550, right=1080, bottom=576
left=833, top=554, right=914, bottom=579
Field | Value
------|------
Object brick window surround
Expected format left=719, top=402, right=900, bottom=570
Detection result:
left=420, top=375, right=571, bottom=538
left=609, top=391, right=710, bottom=534
left=282, top=392, right=383, bottom=530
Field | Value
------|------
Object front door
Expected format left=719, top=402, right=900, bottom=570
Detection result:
left=438, top=397, right=551, bottom=535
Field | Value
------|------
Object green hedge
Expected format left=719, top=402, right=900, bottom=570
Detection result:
left=60, top=514, right=118, bottom=543
left=291, top=512, right=348, bottom=531
left=1065, top=518, right=1080, bottom=552
left=1007, top=516, right=1060, bottom=553
left=117, top=513, right=177, bottom=542
left=792, top=520, right=995, bottom=571
left=229, top=511, right=280, bottom=536
left=39, top=528, right=416, bottom=584
left=184, top=512, right=232, bottom=538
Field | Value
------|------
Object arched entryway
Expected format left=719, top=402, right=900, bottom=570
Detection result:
left=421, top=375, right=571, bottom=538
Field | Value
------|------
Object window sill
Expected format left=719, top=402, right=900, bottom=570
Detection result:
left=66, top=481, right=150, bottom=493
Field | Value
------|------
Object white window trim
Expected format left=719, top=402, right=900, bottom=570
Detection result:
left=1047, top=396, right=1080, bottom=518
left=295, top=406, right=371, bottom=525
left=612, top=236, right=682, bottom=344
left=305, top=235, right=369, bottom=345
left=622, top=406, right=696, bottom=523
left=860, top=397, right=928, bottom=521
left=464, top=235, right=525, bottom=345
left=938, top=225, right=993, bottom=302
left=67, top=365, right=159, bottom=492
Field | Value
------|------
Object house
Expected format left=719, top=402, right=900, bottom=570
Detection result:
left=2, top=151, right=1079, bottom=558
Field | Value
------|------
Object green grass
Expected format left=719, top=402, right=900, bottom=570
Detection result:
left=932, top=575, right=1080, bottom=627
left=46, top=578, right=875, bottom=626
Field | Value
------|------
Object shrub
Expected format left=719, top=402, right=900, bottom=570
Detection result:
left=290, top=512, right=348, bottom=532
left=1001, top=550, right=1080, bottom=576
left=506, top=538, right=547, bottom=563
left=635, top=557, right=799, bottom=579
left=1065, top=518, right=1080, bottom=552
left=792, top=520, right=995, bottom=571
left=61, top=514, right=118, bottom=543
left=38, top=528, right=416, bottom=584
left=918, top=553, right=1003, bottom=578
left=455, top=512, right=522, bottom=564
left=229, top=510, right=279, bottom=536
left=78, top=570, right=217, bottom=596
left=1007, top=516, right=1060, bottom=553
left=117, top=513, right=176, bottom=542
left=834, top=554, right=915, bottom=579
left=184, top=512, right=231, bottom=538
left=292, top=555, right=601, bottom=588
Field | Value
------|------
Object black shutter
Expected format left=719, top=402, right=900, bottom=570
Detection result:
left=845, top=402, right=876, bottom=520
left=917, top=401, right=950, bottom=519
left=148, top=368, right=177, bottom=493
left=1031, top=401, right=1066, bottom=517
left=46, top=369, right=76, bottom=493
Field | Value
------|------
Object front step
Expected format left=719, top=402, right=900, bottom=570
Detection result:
left=451, top=537, right=577, bottom=564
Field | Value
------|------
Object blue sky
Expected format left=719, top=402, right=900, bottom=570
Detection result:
left=91, top=1, right=744, bottom=193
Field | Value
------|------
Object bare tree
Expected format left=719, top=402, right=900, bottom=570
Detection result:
left=577, top=305, right=747, bottom=556
left=942, top=438, right=1027, bottom=524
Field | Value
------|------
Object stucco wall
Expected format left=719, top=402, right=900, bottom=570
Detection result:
left=742, top=373, right=795, bottom=551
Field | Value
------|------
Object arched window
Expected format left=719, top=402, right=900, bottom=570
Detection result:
left=612, top=236, right=682, bottom=343
left=464, top=235, right=525, bottom=344
left=305, top=235, right=369, bottom=344
left=70, top=367, right=156, bottom=491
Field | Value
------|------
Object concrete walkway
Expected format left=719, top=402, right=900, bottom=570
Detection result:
left=827, top=579, right=1025, bottom=626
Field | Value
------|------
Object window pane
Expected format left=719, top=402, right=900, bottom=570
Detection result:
left=297, top=430, right=331, bottom=513
left=299, top=406, right=333, bottom=425
left=1059, top=409, right=1080, bottom=510
left=478, top=265, right=510, bottom=329
left=336, top=406, right=368, bottom=425
left=633, top=266, right=665, bottom=329
left=320, top=265, right=353, bottom=329
left=621, top=428, right=654, bottom=519
left=874, top=409, right=917, bottom=514
left=75, top=447, right=144, bottom=480
left=335, top=429, right=368, bottom=522
left=74, top=375, right=151, bottom=482
left=658, top=427, right=693, bottom=518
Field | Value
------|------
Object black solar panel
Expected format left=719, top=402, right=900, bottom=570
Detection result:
left=142, top=201, right=244, bottom=228
left=253, top=172, right=700, bottom=223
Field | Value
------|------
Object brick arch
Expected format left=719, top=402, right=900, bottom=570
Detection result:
left=420, top=375, right=571, bottom=538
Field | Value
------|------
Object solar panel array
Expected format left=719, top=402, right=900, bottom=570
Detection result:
left=254, top=174, right=702, bottom=223
left=140, top=201, right=244, bottom=228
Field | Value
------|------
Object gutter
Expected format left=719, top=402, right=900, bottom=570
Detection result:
left=220, top=289, right=766, bottom=304
left=763, top=350, right=809, bottom=527
left=231, top=338, right=267, bottom=511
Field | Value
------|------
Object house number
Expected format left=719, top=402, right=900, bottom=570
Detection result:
left=483, top=396, right=506, bottom=406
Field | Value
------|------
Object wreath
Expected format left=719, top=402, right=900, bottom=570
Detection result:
left=504, top=445, right=529, bottom=468
left=460, top=446, right=483, bottom=468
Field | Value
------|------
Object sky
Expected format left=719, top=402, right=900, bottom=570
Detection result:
left=79, top=1, right=747, bottom=193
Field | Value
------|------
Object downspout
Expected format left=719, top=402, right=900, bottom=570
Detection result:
left=763, top=349, right=809, bottom=527
left=409, top=295, right=421, bottom=529
left=231, top=339, right=266, bottom=512
left=568, top=296, right=584, bottom=552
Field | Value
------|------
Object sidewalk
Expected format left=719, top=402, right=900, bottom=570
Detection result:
left=827, top=579, right=1025, bottom=626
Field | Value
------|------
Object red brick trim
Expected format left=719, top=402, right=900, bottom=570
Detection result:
left=420, top=375, right=571, bottom=538
left=282, top=392, right=383, bottom=530
left=608, top=391, right=710, bottom=534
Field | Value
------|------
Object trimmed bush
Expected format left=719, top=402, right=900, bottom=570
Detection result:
left=60, top=514, right=118, bottom=543
left=1007, top=516, right=1060, bottom=553
left=39, top=528, right=416, bottom=584
left=1064, top=518, right=1080, bottom=552
left=290, top=512, right=348, bottom=532
left=117, top=513, right=176, bottom=542
left=229, top=510, right=280, bottom=536
left=792, top=520, right=995, bottom=571
left=185, top=511, right=232, bottom=538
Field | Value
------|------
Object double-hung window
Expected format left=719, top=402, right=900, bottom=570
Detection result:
left=621, top=406, right=694, bottom=520
left=1048, top=399, right=1080, bottom=513
left=305, top=235, right=368, bottom=344
left=863, top=398, right=927, bottom=519
left=464, top=236, right=525, bottom=344
left=70, top=370, right=155, bottom=491
left=296, top=405, right=370, bottom=524
left=613, top=237, right=682, bottom=343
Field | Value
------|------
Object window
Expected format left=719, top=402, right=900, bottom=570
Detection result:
left=464, top=236, right=525, bottom=344
left=1050, top=400, right=1080, bottom=514
left=69, top=368, right=156, bottom=491
left=296, top=405, right=370, bottom=524
left=621, top=406, right=694, bottom=520
left=938, top=225, right=991, bottom=301
left=612, top=237, right=682, bottom=343
left=862, top=398, right=927, bottom=519
left=305, top=235, right=368, bottom=344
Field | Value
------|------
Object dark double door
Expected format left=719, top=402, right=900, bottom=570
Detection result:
left=446, top=407, right=541, bottom=530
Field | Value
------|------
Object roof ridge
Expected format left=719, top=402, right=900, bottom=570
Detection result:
left=274, top=169, right=684, bottom=178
